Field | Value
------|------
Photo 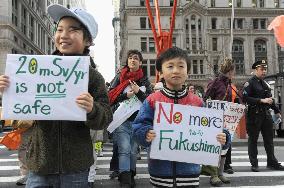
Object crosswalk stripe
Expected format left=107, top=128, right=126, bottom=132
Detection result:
left=0, top=144, right=284, bottom=185
left=94, top=171, right=284, bottom=180
left=95, top=161, right=284, bottom=169
left=231, top=155, right=266, bottom=159
left=2, top=155, right=269, bottom=163
left=0, top=159, right=18, bottom=162
left=231, top=162, right=284, bottom=166
left=99, top=150, right=248, bottom=155
left=1, top=162, right=283, bottom=171
left=97, top=156, right=147, bottom=160
left=96, top=164, right=148, bottom=169
left=1, top=171, right=284, bottom=182
left=221, top=171, right=284, bottom=177
left=0, top=166, right=19, bottom=170
left=84, top=155, right=268, bottom=161
left=101, top=151, right=147, bottom=155
left=0, top=176, right=22, bottom=183
left=231, top=151, right=248, bottom=154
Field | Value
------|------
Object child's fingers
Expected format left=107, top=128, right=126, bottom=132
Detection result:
left=146, top=130, right=156, bottom=142
left=216, top=133, right=226, bottom=144
left=76, top=93, right=94, bottom=113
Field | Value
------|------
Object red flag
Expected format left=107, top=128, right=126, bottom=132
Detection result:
left=268, top=15, right=284, bottom=47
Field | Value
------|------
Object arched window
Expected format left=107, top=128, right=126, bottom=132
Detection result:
left=232, top=39, right=244, bottom=75
left=254, top=39, right=267, bottom=62
left=254, top=39, right=266, bottom=53
left=191, top=15, right=196, bottom=30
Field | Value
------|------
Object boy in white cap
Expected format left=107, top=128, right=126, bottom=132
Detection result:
left=0, top=4, right=112, bottom=188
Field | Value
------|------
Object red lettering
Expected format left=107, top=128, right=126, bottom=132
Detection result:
left=157, top=103, right=174, bottom=124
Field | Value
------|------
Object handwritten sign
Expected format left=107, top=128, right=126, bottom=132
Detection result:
left=107, top=86, right=146, bottom=133
left=2, top=54, right=89, bottom=121
left=150, top=102, right=224, bottom=166
left=206, top=100, right=246, bottom=141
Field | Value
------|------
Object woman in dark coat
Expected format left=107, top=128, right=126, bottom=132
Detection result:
left=203, top=58, right=236, bottom=187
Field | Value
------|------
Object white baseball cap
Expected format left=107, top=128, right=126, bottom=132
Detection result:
left=47, top=4, right=98, bottom=40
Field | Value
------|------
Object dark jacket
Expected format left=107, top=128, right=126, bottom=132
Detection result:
left=204, top=74, right=232, bottom=102
left=26, top=57, right=113, bottom=175
left=109, top=72, right=152, bottom=121
left=243, top=75, right=280, bottom=114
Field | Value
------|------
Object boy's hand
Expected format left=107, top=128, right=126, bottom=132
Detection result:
left=216, top=133, right=226, bottom=145
left=76, top=92, right=94, bottom=113
left=0, top=75, right=10, bottom=93
left=146, top=129, right=156, bottom=142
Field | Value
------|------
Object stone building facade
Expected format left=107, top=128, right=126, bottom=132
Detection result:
left=0, top=0, right=85, bottom=74
left=116, top=0, right=284, bottom=90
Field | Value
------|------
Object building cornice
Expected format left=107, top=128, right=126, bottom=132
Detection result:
left=125, top=6, right=284, bottom=17
left=207, top=8, right=284, bottom=17
left=126, top=7, right=176, bottom=16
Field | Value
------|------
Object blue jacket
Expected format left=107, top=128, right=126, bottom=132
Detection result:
left=133, top=86, right=231, bottom=187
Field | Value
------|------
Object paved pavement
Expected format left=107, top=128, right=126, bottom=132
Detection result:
left=232, top=133, right=284, bottom=146
left=0, top=130, right=284, bottom=187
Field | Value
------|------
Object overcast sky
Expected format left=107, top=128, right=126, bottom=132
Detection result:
left=85, top=0, right=115, bottom=83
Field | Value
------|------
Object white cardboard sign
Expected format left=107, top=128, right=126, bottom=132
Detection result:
left=150, top=102, right=224, bottom=166
left=2, top=54, right=89, bottom=121
left=206, top=100, right=246, bottom=140
left=107, top=86, right=146, bottom=133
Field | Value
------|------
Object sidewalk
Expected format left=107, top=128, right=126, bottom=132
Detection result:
left=232, top=133, right=284, bottom=147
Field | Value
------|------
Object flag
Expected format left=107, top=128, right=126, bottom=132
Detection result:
left=268, top=15, right=284, bottom=47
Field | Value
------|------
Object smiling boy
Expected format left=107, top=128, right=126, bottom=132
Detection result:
left=132, top=47, right=230, bottom=188
left=0, top=4, right=112, bottom=188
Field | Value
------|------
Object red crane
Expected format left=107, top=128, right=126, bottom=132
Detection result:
left=145, top=0, right=177, bottom=82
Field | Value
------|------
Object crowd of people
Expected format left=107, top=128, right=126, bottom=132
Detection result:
left=0, top=3, right=283, bottom=188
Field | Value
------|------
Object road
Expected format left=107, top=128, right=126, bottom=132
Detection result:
left=0, top=131, right=284, bottom=188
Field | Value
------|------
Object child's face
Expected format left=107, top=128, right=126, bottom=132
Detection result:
left=160, top=57, right=188, bottom=91
left=127, top=54, right=141, bottom=72
left=55, top=17, right=90, bottom=55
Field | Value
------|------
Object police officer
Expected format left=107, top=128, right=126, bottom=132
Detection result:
left=243, top=60, right=283, bottom=172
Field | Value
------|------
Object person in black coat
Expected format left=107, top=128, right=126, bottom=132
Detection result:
left=243, top=60, right=283, bottom=172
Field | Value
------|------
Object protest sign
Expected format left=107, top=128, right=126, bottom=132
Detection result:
left=150, top=102, right=223, bottom=166
left=2, top=54, right=89, bottom=121
left=107, top=86, right=146, bottom=133
left=206, top=100, right=246, bottom=140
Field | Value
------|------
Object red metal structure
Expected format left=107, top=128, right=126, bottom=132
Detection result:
left=145, top=0, right=178, bottom=82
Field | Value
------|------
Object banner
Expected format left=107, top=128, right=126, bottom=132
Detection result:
left=2, top=54, right=89, bottom=121
left=206, top=100, right=246, bottom=140
left=150, top=102, right=223, bottom=166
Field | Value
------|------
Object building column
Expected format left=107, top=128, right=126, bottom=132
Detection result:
left=188, top=15, right=192, bottom=51
left=147, top=59, right=150, bottom=78
left=196, top=16, right=200, bottom=54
